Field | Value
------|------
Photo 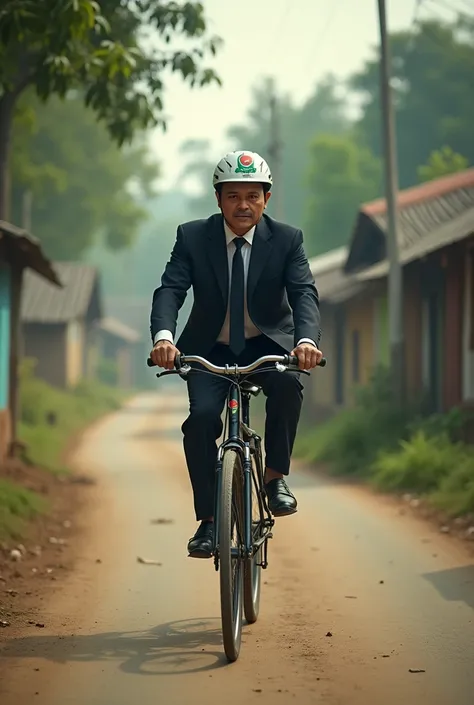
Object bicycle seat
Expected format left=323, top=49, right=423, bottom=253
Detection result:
left=240, top=381, right=262, bottom=397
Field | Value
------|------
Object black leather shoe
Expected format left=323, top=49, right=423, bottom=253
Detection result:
left=265, top=478, right=297, bottom=517
left=187, top=520, right=214, bottom=558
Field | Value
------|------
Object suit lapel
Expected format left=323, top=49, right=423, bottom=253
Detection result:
left=248, top=217, right=273, bottom=301
left=207, top=214, right=228, bottom=305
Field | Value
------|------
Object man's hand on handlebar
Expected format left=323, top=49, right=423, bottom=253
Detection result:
left=150, top=340, right=179, bottom=370
left=291, top=342, right=324, bottom=371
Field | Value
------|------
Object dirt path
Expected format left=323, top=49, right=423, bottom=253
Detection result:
left=1, top=391, right=473, bottom=704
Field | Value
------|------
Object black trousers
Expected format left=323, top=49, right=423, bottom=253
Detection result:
left=181, top=335, right=304, bottom=520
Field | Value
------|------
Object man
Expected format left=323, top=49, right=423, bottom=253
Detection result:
left=150, top=150, right=322, bottom=558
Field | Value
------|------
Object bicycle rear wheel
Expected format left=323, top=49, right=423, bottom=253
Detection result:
left=243, top=460, right=262, bottom=624
left=219, top=449, right=244, bottom=662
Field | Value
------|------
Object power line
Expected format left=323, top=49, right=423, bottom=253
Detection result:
left=298, top=0, right=348, bottom=78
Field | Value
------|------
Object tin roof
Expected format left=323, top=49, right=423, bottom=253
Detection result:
left=98, top=316, right=141, bottom=343
left=21, top=262, right=101, bottom=323
left=309, top=246, right=364, bottom=303
left=345, top=169, right=474, bottom=275
left=0, top=220, right=61, bottom=286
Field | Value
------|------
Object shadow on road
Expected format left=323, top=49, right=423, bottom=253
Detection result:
left=1, top=618, right=231, bottom=675
left=422, top=564, right=474, bottom=610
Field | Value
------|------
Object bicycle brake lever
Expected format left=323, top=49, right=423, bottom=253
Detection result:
left=155, top=364, right=191, bottom=379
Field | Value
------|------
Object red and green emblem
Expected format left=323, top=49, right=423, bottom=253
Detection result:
left=235, top=153, right=257, bottom=174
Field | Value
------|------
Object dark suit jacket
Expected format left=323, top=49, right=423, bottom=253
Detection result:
left=150, top=213, right=321, bottom=356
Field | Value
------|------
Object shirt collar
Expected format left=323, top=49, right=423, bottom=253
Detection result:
left=223, top=220, right=255, bottom=247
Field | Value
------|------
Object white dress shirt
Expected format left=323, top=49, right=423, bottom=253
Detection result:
left=154, top=220, right=317, bottom=349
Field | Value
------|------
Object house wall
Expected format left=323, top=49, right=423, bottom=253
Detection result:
left=66, top=319, right=85, bottom=387
left=462, top=238, right=474, bottom=401
left=343, top=292, right=376, bottom=405
left=443, top=243, right=464, bottom=410
left=403, top=265, right=423, bottom=400
left=23, top=323, right=67, bottom=388
left=0, top=263, right=11, bottom=460
left=309, top=301, right=337, bottom=414
left=0, top=263, right=10, bottom=410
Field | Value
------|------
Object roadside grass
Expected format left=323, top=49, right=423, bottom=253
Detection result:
left=296, top=367, right=474, bottom=517
left=0, top=359, right=129, bottom=539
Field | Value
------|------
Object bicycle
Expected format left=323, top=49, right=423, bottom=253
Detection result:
left=147, top=352, right=326, bottom=662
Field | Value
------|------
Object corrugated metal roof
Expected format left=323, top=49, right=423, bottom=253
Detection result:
left=362, top=168, right=474, bottom=216
left=309, top=246, right=348, bottom=275
left=346, top=168, right=474, bottom=274
left=98, top=316, right=140, bottom=343
left=0, top=220, right=61, bottom=286
left=310, top=246, right=364, bottom=303
left=370, top=186, right=474, bottom=251
left=21, top=262, right=100, bottom=323
left=358, top=205, right=474, bottom=281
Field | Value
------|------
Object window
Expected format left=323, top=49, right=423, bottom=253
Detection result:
left=352, top=330, right=360, bottom=384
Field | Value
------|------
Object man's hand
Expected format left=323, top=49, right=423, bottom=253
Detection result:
left=150, top=340, right=179, bottom=370
left=291, top=342, right=323, bottom=371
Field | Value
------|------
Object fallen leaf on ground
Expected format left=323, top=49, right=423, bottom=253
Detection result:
left=137, top=557, right=162, bottom=566
left=150, top=518, right=174, bottom=525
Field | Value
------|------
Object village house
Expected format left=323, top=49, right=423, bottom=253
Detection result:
left=0, top=221, right=60, bottom=460
left=97, top=316, right=140, bottom=388
left=21, top=262, right=102, bottom=389
left=309, top=168, right=474, bottom=419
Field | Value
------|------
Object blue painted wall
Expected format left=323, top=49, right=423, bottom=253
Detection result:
left=0, top=264, right=11, bottom=409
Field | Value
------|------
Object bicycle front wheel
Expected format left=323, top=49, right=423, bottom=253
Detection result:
left=219, top=449, right=244, bottom=662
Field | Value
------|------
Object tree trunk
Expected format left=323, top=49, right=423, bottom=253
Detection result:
left=0, top=92, right=16, bottom=221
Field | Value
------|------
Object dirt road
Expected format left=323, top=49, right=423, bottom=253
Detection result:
left=1, top=391, right=473, bottom=704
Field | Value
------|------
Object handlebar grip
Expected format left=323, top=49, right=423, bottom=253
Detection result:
left=288, top=355, right=327, bottom=368
left=147, top=354, right=183, bottom=369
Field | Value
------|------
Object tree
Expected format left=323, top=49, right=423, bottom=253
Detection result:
left=227, top=75, right=349, bottom=227
left=350, top=18, right=474, bottom=188
left=180, top=75, right=350, bottom=228
left=10, top=91, right=158, bottom=259
left=418, top=146, right=469, bottom=183
left=0, top=0, right=221, bottom=218
left=179, top=138, right=218, bottom=218
left=304, top=134, right=382, bottom=256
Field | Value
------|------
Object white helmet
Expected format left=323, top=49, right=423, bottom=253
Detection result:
left=213, top=150, right=272, bottom=189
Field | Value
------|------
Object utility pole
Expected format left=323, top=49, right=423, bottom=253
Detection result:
left=377, top=0, right=404, bottom=402
left=268, top=80, right=284, bottom=221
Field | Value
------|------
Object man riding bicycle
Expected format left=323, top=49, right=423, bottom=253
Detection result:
left=149, top=150, right=322, bottom=559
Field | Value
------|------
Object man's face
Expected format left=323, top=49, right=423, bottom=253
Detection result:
left=216, top=182, right=271, bottom=235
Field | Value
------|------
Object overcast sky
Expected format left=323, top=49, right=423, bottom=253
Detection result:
left=149, top=0, right=457, bottom=191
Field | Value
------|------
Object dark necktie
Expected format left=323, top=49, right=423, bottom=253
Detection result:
left=229, top=237, right=246, bottom=356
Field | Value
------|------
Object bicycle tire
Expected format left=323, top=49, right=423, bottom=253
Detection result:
left=243, top=460, right=262, bottom=624
left=219, top=449, right=244, bottom=662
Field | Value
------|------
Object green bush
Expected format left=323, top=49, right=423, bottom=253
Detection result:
left=0, top=479, right=47, bottom=539
left=430, top=455, right=474, bottom=517
left=370, top=431, right=466, bottom=493
left=18, top=358, right=126, bottom=472
left=97, top=357, right=119, bottom=386
left=408, top=406, right=473, bottom=442
left=297, top=366, right=416, bottom=476
left=297, top=364, right=474, bottom=516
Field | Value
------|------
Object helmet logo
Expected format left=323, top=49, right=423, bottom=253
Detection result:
left=235, top=153, right=257, bottom=174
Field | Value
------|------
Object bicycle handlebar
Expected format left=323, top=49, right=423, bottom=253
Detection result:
left=146, top=352, right=327, bottom=374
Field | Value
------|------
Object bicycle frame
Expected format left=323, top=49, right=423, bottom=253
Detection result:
left=213, top=380, right=255, bottom=565
left=147, top=352, right=326, bottom=570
